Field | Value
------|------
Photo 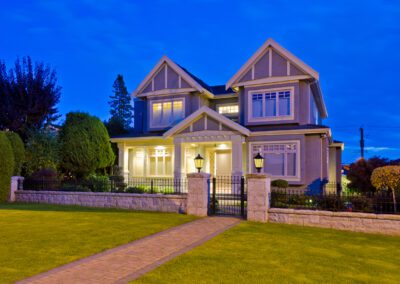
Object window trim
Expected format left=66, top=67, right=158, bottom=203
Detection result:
left=248, top=140, right=301, bottom=181
left=247, top=86, right=295, bottom=122
left=149, top=98, right=185, bottom=128
left=217, top=103, right=239, bottom=115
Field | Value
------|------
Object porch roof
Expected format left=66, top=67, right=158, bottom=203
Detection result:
left=163, top=106, right=251, bottom=138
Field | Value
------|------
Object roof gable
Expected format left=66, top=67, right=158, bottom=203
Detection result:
left=163, top=106, right=250, bottom=138
left=226, top=38, right=319, bottom=89
left=132, top=56, right=213, bottom=98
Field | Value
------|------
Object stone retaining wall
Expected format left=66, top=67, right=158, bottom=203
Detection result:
left=15, top=191, right=187, bottom=213
left=269, top=208, right=400, bottom=236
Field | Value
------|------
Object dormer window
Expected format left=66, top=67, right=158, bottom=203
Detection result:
left=249, top=87, right=294, bottom=122
left=218, top=104, right=239, bottom=115
left=150, top=98, right=184, bottom=128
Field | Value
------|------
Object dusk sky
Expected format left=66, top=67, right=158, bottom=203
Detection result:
left=1, top=0, right=399, bottom=163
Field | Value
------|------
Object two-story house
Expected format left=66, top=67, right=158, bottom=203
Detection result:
left=111, top=38, right=343, bottom=191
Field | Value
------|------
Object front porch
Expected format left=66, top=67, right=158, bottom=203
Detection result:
left=116, top=132, right=246, bottom=179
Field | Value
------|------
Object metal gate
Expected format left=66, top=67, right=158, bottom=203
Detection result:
left=208, top=176, right=247, bottom=218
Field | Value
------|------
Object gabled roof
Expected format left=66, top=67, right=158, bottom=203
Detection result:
left=132, top=55, right=214, bottom=98
left=226, top=38, right=319, bottom=89
left=163, top=106, right=250, bottom=138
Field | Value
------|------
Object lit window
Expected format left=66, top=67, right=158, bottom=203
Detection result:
left=252, top=142, right=299, bottom=178
left=218, top=105, right=239, bottom=114
left=148, top=146, right=173, bottom=176
left=251, top=90, right=292, bottom=119
left=151, top=99, right=184, bottom=127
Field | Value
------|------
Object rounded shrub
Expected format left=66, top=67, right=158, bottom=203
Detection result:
left=5, top=131, right=25, bottom=175
left=271, top=179, right=289, bottom=189
left=0, top=131, right=15, bottom=202
left=59, top=112, right=115, bottom=178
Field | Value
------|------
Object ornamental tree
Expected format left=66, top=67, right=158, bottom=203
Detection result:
left=371, top=166, right=400, bottom=213
left=106, top=74, right=132, bottom=135
left=24, top=129, right=59, bottom=176
left=59, top=112, right=115, bottom=178
left=5, top=131, right=25, bottom=175
left=0, top=57, right=61, bottom=140
left=0, top=131, right=15, bottom=202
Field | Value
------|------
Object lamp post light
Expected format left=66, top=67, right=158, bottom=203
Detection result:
left=254, top=153, right=264, bottom=173
left=194, top=154, right=204, bottom=173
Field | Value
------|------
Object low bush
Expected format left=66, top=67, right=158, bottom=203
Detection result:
left=60, top=184, right=91, bottom=192
left=0, top=132, right=15, bottom=202
left=126, top=186, right=146, bottom=194
left=271, top=179, right=289, bottom=188
left=87, top=175, right=111, bottom=192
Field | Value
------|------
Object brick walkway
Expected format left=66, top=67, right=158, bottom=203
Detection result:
left=18, top=217, right=240, bottom=284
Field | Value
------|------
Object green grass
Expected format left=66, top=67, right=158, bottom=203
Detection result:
left=0, top=203, right=196, bottom=284
left=136, top=222, right=400, bottom=284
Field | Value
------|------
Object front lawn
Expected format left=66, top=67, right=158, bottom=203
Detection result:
left=0, top=203, right=196, bottom=283
left=136, top=222, right=400, bottom=283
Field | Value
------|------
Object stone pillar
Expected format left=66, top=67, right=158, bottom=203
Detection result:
left=231, top=135, right=243, bottom=176
left=186, top=172, right=210, bottom=216
left=9, top=176, right=24, bottom=202
left=174, top=138, right=183, bottom=179
left=246, top=173, right=271, bottom=222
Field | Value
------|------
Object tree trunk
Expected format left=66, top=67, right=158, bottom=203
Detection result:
left=392, top=189, right=397, bottom=213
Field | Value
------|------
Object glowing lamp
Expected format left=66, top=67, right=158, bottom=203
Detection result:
left=194, top=154, right=204, bottom=173
left=254, top=153, right=264, bottom=173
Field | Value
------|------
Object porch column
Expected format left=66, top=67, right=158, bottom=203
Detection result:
left=118, top=143, right=129, bottom=179
left=174, top=138, right=183, bottom=179
left=231, top=135, right=243, bottom=176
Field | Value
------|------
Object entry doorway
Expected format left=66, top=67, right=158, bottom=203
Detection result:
left=215, top=150, right=232, bottom=176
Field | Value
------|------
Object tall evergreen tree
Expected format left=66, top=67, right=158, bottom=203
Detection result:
left=0, top=57, right=61, bottom=140
left=107, top=74, right=132, bottom=135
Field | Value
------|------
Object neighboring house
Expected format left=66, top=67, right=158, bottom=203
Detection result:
left=111, top=38, right=343, bottom=191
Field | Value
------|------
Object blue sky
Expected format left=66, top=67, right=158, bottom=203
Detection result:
left=1, top=0, right=400, bottom=163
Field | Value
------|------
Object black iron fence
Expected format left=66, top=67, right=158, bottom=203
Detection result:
left=270, top=188, right=400, bottom=214
left=22, top=177, right=187, bottom=195
left=126, top=177, right=187, bottom=194
left=209, top=176, right=246, bottom=218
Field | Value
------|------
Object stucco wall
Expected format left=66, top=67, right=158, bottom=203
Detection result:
left=269, top=208, right=400, bottom=236
left=15, top=191, right=187, bottom=213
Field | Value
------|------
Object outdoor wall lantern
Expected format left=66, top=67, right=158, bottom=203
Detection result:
left=254, top=153, right=264, bottom=173
left=194, top=154, right=204, bottom=173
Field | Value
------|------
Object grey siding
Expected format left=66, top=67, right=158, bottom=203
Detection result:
left=167, top=65, right=179, bottom=89
left=271, top=50, right=287, bottom=77
left=254, top=51, right=269, bottom=79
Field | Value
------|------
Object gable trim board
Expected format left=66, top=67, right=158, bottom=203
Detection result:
left=132, top=55, right=214, bottom=98
left=163, top=106, right=250, bottom=138
left=226, top=38, right=319, bottom=90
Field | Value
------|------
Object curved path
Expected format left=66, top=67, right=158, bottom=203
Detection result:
left=18, top=217, right=240, bottom=284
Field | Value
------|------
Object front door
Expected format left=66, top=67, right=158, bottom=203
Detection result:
left=215, top=150, right=232, bottom=176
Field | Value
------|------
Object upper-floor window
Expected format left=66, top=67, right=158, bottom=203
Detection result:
left=150, top=99, right=184, bottom=128
left=218, top=104, right=239, bottom=114
left=249, top=87, right=294, bottom=122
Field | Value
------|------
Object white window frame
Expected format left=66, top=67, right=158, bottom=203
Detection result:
left=248, top=140, right=301, bottom=181
left=247, top=86, right=294, bottom=122
left=217, top=103, right=239, bottom=115
left=149, top=98, right=185, bottom=128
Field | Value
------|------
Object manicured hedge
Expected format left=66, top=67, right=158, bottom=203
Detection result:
left=0, top=131, right=15, bottom=202
left=5, top=131, right=25, bottom=175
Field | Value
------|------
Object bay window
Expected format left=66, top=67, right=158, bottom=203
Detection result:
left=249, top=87, right=294, bottom=121
left=251, top=141, right=300, bottom=180
left=151, top=99, right=184, bottom=127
